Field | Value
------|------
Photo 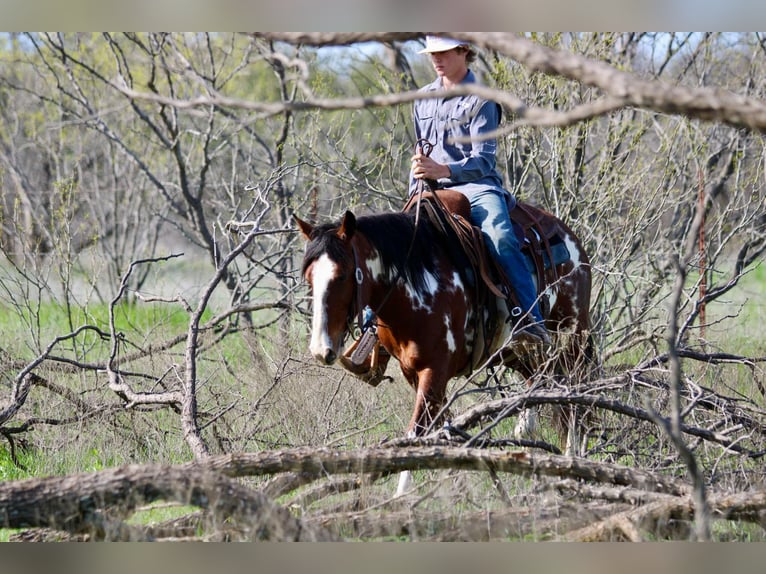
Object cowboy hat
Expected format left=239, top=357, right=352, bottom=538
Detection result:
left=418, top=35, right=469, bottom=54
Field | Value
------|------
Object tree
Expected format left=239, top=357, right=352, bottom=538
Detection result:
left=1, top=32, right=766, bottom=541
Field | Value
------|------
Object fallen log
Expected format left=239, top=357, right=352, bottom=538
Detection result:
left=0, top=463, right=333, bottom=541
left=192, top=445, right=690, bottom=496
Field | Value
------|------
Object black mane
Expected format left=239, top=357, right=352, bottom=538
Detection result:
left=355, top=212, right=441, bottom=292
left=302, top=211, right=442, bottom=295
left=301, top=221, right=352, bottom=277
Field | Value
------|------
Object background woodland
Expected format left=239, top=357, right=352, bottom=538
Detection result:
left=0, top=32, right=765, bottom=541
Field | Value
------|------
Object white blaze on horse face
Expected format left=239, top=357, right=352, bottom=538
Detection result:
left=309, top=254, right=339, bottom=361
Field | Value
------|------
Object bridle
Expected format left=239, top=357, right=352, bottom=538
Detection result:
left=348, top=243, right=371, bottom=336
left=345, top=139, right=435, bottom=337
left=411, top=138, right=436, bottom=227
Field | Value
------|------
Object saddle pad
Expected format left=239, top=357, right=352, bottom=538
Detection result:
left=513, top=221, right=571, bottom=273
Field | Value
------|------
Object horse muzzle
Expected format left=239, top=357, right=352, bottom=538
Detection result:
left=309, top=332, right=340, bottom=365
left=312, top=347, right=337, bottom=365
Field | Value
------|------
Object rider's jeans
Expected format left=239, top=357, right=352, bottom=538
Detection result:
left=468, top=189, right=544, bottom=325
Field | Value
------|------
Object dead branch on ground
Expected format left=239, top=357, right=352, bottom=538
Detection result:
left=1, top=443, right=765, bottom=541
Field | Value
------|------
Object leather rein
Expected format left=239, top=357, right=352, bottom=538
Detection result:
left=346, top=139, right=434, bottom=340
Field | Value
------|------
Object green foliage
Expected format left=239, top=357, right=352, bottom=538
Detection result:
left=0, top=447, right=37, bottom=481
left=0, top=33, right=765, bottom=541
left=0, top=297, right=212, bottom=358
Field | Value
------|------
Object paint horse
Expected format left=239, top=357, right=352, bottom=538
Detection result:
left=295, top=190, right=592, bottom=494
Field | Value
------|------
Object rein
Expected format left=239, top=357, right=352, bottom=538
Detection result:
left=346, top=139, right=435, bottom=354
left=411, top=138, right=436, bottom=227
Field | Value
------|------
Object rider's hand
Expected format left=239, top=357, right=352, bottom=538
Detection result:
left=411, top=152, right=451, bottom=180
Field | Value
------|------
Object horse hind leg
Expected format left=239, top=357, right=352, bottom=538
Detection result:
left=513, top=406, right=540, bottom=442
left=515, top=401, right=582, bottom=456
left=395, top=473, right=413, bottom=497
left=552, top=404, right=586, bottom=457
left=555, top=331, right=595, bottom=457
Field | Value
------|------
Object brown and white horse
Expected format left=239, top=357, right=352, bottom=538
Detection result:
left=295, top=197, right=592, bottom=495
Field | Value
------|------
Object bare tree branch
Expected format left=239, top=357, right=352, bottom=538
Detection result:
left=252, top=32, right=766, bottom=133
left=191, top=445, right=689, bottom=496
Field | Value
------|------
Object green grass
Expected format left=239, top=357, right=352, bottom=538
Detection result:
left=0, top=257, right=764, bottom=541
left=712, top=520, right=766, bottom=542
left=0, top=447, right=37, bottom=482
left=12, top=299, right=212, bottom=334
left=0, top=299, right=216, bottom=364
left=0, top=449, right=43, bottom=542
left=712, top=262, right=766, bottom=352
left=126, top=503, right=201, bottom=530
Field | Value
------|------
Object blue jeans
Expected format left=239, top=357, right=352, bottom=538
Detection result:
left=468, top=190, right=544, bottom=324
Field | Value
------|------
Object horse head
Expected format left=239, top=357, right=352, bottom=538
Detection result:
left=295, top=211, right=358, bottom=365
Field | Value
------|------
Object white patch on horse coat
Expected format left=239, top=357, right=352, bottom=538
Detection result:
left=450, top=271, right=464, bottom=292
left=366, top=247, right=439, bottom=312
left=404, top=269, right=439, bottom=311
left=444, top=313, right=456, bottom=352
left=563, top=233, right=583, bottom=269
left=534, top=232, right=584, bottom=316
left=308, top=254, right=337, bottom=360
left=544, top=283, right=558, bottom=311
left=364, top=252, right=385, bottom=281
left=554, top=232, right=587, bottom=319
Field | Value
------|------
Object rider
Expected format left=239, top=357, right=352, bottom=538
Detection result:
left=409, top=35, right=550, bottom=345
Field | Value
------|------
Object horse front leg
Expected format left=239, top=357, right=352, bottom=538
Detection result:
left=406, top=367, right=446, bottom=435
left=396, top=367, right=446, bottom=497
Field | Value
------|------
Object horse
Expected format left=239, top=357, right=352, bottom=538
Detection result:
left=295, top=189, right=592, bottom=495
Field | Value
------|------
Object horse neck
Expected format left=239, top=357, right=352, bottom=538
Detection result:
left=351, top=233, right=404, bottom=317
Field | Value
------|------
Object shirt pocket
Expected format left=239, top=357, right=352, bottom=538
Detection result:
left=444, top=109, right=472, bottom=154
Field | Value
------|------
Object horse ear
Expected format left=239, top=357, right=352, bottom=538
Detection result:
left=294, top=214, right=314, bottom=240
left=338, top=210, right=356, bottom=241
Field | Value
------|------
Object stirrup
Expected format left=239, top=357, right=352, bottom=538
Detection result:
left=339, top=356, right=391, bottom=387
left=340, top=338, right=391, bottom=387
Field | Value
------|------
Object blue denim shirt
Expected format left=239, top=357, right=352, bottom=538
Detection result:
left=409, top=69, right=511, bottom=205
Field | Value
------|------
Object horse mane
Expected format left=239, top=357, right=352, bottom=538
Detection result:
left=302, top=211, right=442, bottom=295
left=355, top=212, right=441, bottom=293
left=301, top=221, right=353, bottom=276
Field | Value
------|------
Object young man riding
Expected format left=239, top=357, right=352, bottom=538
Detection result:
left=410, top=35, right=549, bottom=345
